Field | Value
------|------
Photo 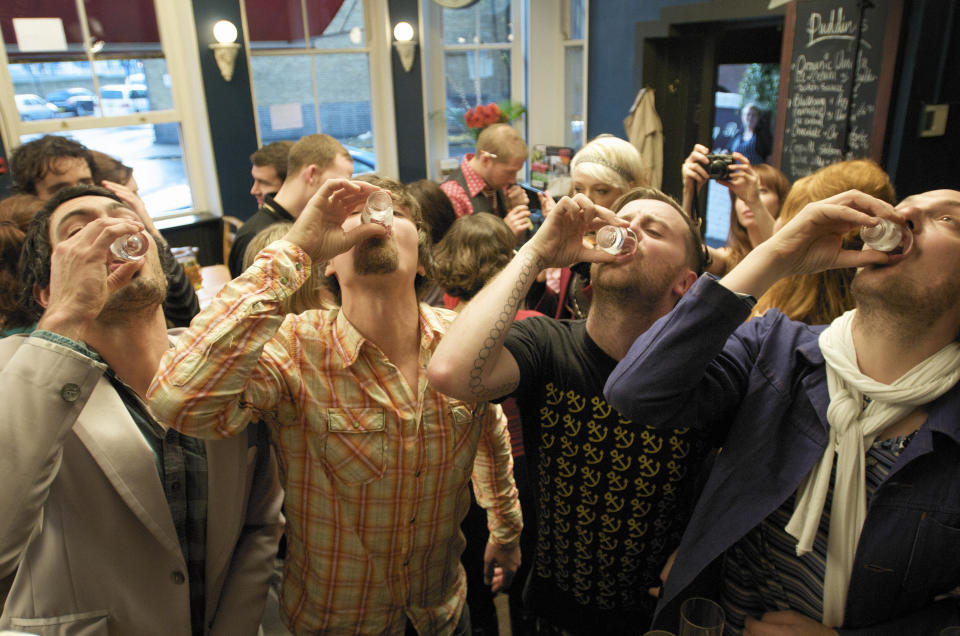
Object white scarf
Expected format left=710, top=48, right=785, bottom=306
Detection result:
left=784, top=309, right=960, bottom=627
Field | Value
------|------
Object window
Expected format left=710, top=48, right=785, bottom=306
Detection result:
left=242, top=0, right=393, bottom=176
left=0, top=0, right=212, bottom=217
left=425, top=0, right=521, bottom=165
left=424, top=0, right=587, bottom=179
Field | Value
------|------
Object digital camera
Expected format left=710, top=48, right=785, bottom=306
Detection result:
left=704, top=153, right=735, bottom=180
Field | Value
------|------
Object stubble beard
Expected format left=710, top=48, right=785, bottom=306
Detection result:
left=353, top=237, right=399, bottom=276
left=852, top=267, right=960, bottom=334
left=97, top=252, right=168, bottom=325
left=591, top=257, right=679, bottom=314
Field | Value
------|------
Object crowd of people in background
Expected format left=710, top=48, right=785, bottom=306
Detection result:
left=1, top=112, right=959, bottom=636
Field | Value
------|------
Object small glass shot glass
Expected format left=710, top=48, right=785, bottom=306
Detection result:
left=361, top=190, right=393, bottom=228
left=594, top=225, right=638, bottom=256
left=860, top=218, right=913, bottom=255
left=110, top=233, right=148, bottom=262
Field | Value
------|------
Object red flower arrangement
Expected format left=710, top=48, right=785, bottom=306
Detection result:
left=463, top=100, right=525, bottom=139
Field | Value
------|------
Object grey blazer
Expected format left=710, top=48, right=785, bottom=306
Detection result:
left=0, top=334, right=284, bottom=635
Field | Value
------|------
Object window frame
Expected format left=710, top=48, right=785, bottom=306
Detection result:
left=0, top=0, right=219, bottom=218
left=240, top=0, right=397, bottom=178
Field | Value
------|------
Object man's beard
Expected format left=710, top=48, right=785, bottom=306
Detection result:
left=590, top=258, right=680, bottom=313
left=852, top=266, right=960, bottom=331
left=97, top=251, right=167, bottom=324
left=353, top=237, right=399, bottom=276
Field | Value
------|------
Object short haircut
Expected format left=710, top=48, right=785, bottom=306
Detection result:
left=571, top=134, right=646, bottom=193
left=407, top=178, right=457, bottom=244
left=433, top=213, right=515, bottom=302
left=476, top=124, right=528, bottom=163
left=323, top=176, right=434, bottom=304
left=18, top=184, right=124, bottom=320
left=610, top=186, right=707, bottom=276
left=89, top=150, right=133, bottom=186
left=10, top=135, right=94, bottom=195
left=243, top=221, right=331, bottom=313
left=250, top=140, right=295, bottom=181
left=287, top=134, right=350, bottom=177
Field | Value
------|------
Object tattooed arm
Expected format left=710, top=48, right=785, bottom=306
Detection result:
left=428, top=195, right=624, bottom=402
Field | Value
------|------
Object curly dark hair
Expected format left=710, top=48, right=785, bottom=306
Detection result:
left=10, top=135, right=94, bottom=196
left=18, top=184, right=124, bottom=320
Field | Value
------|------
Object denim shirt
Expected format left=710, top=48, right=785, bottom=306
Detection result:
left=604, top=275, right=960, bottom=634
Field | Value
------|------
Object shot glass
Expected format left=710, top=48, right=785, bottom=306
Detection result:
left=860, top=218, right=912, bottom=254
left=361, top=190, right=393, bottom=228
left=678, top=597, right=724, bottom=636
left=594, top=225, right=638, bottom=256
left=110, top=233, right=148, bottom=262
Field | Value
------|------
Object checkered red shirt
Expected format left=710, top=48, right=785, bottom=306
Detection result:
left=148, top=240, right=522, bottom=635
left=440, top=154, right=497, bottom=217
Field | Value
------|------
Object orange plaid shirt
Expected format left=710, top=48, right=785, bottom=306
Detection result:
left=148, top=241, right=521, bottom=635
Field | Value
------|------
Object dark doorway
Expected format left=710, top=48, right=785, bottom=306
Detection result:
left=642, top=18, right=783, bottom=245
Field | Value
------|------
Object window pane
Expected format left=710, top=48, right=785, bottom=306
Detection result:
left=95, top=58, right=173, bottom=116
left=22, top=124, right=193, bottom=215
left=564, top=46, right=584, bottom=149
left=313, top=53, right=373, bottom=151
left=443, top=0, right=512, bottom=46
left=445, top=49, right=511, bottom=158
left=245, top=0, right=306, bottom=48
left=567, top=0, right=585, bottom=40
left=308, top=0, right=364, bottom=49
left=251, top=54, right=319, bottom=143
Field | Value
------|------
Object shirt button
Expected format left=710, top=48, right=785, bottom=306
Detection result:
left=171, top=570, right=185, bottom=585
left=295, top=262, right=303, bottom=270
left=415, top=470, right=421, bottom=478
left=60, top=383, right=81, bottom=402
left=352, top=421, right=360, bottom=429
left=280, top=276, right=289, bottom=285
left=409, top=517, right=416, bottom=524
left=170, top=481, right=181, bottom=492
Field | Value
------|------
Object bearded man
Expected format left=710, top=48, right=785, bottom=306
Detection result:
left=428, top=187, right=713, bottom=635
left=149, top=177, right=522, bottom=635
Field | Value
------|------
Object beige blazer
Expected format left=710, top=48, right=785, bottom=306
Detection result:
left=0, top=334, right=284, bottom=635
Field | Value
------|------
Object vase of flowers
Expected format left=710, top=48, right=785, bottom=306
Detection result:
left=463, top=100, right=525, bottom=139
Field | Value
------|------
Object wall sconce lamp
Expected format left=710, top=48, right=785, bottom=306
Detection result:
left=393, top=21, right=417, bottom=73
left=210, top=20, right=241, bottom=81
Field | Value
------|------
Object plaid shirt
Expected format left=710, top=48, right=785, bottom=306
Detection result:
left=148, top=240, right=522, bottom=635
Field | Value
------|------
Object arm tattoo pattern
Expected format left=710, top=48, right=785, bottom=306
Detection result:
left=468, top=250, right=543, bottom=400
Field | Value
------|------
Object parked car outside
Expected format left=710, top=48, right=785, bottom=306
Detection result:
left=14, top=94, right=60, bottom=120
left=45, top=87, right=97, bottom=116
left=100, top=84, right=149, bottom=116
left=346, top=146, right=376, bottom=175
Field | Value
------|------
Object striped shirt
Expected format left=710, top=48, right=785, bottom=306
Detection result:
left=721, top=434, right=911, bottom=633
left=148, top=240, right=522, bottom=635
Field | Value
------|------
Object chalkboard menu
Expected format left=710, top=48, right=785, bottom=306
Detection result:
left=774, top=0, right=902, bottom=183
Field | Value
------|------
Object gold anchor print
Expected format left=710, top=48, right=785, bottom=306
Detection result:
left=560, top=437, right=579, bottom=458
left=669, top=434, right=689, bottom=457
left=603, top=491, right=625, bottom=513
left=545, top=382, right=563, bottom=405
left=554, top=477, right=574, bottom=498
left=636, top=455, right=660, bottom=477
left=562, top=413, right=581, bottom=436
left=556, top=456, right=577, bottom=478
left=576, top=525, right=594, bottom=545
left=667, top=459, right=686, bottom=480
left=607, top=471, right=629, bottom=491
left=599, top=533, right=619, bottom=552
left=542, top=431, right=556, bottom=449
left=613, top=425, right=635, bottom=449
left=639, top=429, right=664, bottom=454
left=540, top=407, right=560, bottom=428
left=601, top=513, right=622, bottom=534
left=630, top=499, right=652, bottom=516
left=627, top=518, right=648, bottom=537
left=576, top=504, right=596, bottom=525
left=590, top=396, right=613, bottom=419
left=581, top=465, right=601, bottom=487
left=586, top=419, right=608, bottom=443
left=609, top=448, right=633, bottom=472
left=579, top=485, right=599, bottom=506
left=582, top=442, right=604, bottom=465
left=555, top=500, right=571, bottom=516
left=566, top=391, right=587, bottom=413
left=633, top=475, right=657, bottom=497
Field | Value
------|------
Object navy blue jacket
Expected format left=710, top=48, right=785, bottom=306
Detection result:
left=605, top=275, right=960, bottom=634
